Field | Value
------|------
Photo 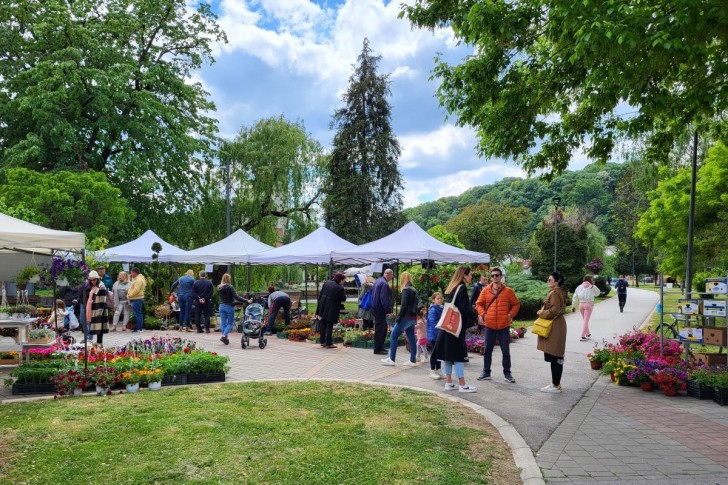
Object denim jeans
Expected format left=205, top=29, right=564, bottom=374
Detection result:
left=219, top=304, right=234, bottom=337
left=482, top=327, right=512, bottom=375
left=179, top=294, right=192, bottom=327
left=389, top=316, right=416, bottom=363
left=267, top=296, right=291, bottom=333
left=130, top=299, right=144, bottom=331
left=443, top=360, right=465, bottom=379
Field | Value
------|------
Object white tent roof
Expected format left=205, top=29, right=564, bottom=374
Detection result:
left=94, top=230, right=188, bottom=263
left=0, top=212, right=85, bottom=254
left=248, top=227, right=355, bottom=265
left=330, top=221, right=490, bottom=265
left=166, top=229, right=273, bottom=264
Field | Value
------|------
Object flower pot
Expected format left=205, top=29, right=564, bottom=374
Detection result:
left=589, top=360, right=602, bottom=370
left=610, top=373, right=615, bottom=382
left=96, top=386, right=110, bottom=396
left=28, top=275, right=40, bottom=283
left=56, top=277, right=69, bottom=287
left=72, top=388, right=83, bottom=397
left=161, top=374, right=187, bottom=386
left=148, top=381, right=162, bottom=391
left=187, top=372, right=226, bottom=384
left=714, top=387, right=728, bottom=406
left=640, top=382, right=654, bottom=392
left=126, top=383, right=140, bottom=393
left=663, top=387, right=678, bottom=397
left=28, top=336, right=54, bottom=344
left=12, top=382, right=55, bottom=395
left=686, top=380, right=713, bottom=400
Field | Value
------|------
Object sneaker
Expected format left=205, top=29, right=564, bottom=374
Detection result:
left=580, top=337, right=589, bottom=342
left=381, top=357, right=395, bottom=366
left=458, top=384, right=477, bottom=393
left=437, top=369, right=445, bottom=378
left=444, top=383, right=456, bottom=391
left=477, top=372, right=491, bottom=381
left=402, top=360, right=416, bottom=367
left=540, top=384, right=562, bottom=393
left=504, top=374, right=516, bottom=384
left=429, top=370, right=442, bottom=380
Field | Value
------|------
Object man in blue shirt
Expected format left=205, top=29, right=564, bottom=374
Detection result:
left=266, top=287, right=291, bottom=334
left=171, top=269, right=196, bottom=331
left=370, top=269, right=394, bottom=355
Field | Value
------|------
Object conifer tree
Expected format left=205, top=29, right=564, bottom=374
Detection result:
left=324, top=38, right=404, bottom=244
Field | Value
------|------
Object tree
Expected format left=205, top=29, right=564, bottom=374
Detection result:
left=0, top=168, right=135, bottom=243
left=531, top=211, right=589, bottom=290
left=445, top=200, right=532, bottom=263
left=637, top=142, right=728, bottom=276
left=401, top=1, right=728, bottom=175
left=0, top=0, right=226, bottom=221
left=324, top=38, right=405, bottom=244
left=426, top=225, right=464, bottom=248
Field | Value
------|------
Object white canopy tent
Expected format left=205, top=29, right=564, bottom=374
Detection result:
left=94, top=230, right=188, bottom=264
left=0, top=212, right=86, bottom=281
left=165, top=229, right=273, bottom=264
left=331, top=221, right=490, bottom=265
left=248, top=227, right=355, bottom=265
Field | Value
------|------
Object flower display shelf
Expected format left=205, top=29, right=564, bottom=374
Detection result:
left=12, top=382, right=55, bottom=395
left=162, top=374, right=188, bottom=386
left=187, top=372, right=226, bottom=384
left=0, top=357, right=20, bottom=366
left=686, top=380, right=714, bottom=400
left=714, top=388, right=728, bottom=406
left=28, top=337, right=54, bottom=345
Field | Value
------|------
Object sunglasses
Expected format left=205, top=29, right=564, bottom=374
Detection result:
left=490, top=274, right=502, bottom=277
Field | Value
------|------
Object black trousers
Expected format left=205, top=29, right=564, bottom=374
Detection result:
left=320, top=319, right=335, bottom=346
left=195, top=300, right=212, bottom=331
left=373, top=309, right=387, bottom=352
left=618, top=293, right=627, bottom=310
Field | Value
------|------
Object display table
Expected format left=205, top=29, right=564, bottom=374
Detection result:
left=0, top=319, right=41, bottom=365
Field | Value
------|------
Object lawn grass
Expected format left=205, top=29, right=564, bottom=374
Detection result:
left=0, top=381, right=520, bottom=484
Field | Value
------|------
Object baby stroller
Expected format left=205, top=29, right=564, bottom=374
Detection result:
left=239, top=303, right=267, bottom=349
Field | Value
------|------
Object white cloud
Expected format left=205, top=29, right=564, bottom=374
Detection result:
left=399, top=124, right=474, bottom=169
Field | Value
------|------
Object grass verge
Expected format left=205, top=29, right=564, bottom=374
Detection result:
left=0, top=381, right=521, bottom=485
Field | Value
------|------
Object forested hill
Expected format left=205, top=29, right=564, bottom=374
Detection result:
left=403, top=162, right=627, bottom=244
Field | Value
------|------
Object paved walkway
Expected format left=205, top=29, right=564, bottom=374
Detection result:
left=3, top=287, right=728, bottom=484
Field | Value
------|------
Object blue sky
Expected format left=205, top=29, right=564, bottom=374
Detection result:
left=195, top=0, right=589, bottom=207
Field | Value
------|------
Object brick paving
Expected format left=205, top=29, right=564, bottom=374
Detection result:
left=3, top=288, right=728, bottom=484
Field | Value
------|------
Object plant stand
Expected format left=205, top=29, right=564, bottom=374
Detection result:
left=12, top=382, right=55, bottom=395
left=686, top=380, right=713, bottom=399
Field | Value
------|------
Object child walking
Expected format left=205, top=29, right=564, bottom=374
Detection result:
left=427, top=292, right=444, bottom=379
left=415, top=306, right=429, bottom=363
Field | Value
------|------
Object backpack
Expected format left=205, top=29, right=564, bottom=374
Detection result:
left=360, top=290, right=372, bottom=311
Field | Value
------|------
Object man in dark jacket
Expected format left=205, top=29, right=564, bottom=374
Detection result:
left=370, top=269, right=394, bottom=355
left=615, top=275, right=629, bottom=313
left=192, top=271, right=214, bottom=333
left=316, top=272, right=347, bottom=348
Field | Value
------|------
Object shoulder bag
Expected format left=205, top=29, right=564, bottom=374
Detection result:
left=435, top=285, right=464, bottom=337
left=531, top=305, right=556, bottom=338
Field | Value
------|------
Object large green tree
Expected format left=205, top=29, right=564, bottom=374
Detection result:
left=0, top=168, right=135, bottom=243
left=445, top=200, right=532, bottom=263
left=0, top=0, right=226, bottom=222
left=324, top=38, right=405, bottom=244
left=401, top=1, right=728, bottom=174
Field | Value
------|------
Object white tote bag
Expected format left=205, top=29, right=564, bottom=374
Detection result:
left=435, top=285, right=464, bottom=337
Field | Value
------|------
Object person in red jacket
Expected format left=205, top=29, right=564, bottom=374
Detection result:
left=475, top=267, right=520, bottom=383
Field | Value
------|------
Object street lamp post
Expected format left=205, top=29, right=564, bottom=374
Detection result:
left=552, top=196, right=561, bottom=272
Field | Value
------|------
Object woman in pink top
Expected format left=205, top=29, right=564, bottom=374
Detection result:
left=572, top=275, right=602, bottom=341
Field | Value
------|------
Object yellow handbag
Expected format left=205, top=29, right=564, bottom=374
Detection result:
left=531, top=317, right=554, bottom=338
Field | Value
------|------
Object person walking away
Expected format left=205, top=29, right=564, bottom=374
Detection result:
left=127, top=267, right=147, bottom=333
left=171, top=269, right=196, bottom=331
left=615, top=275, right=628, bottom=312
left=381, top=271, right=419, bottom=367
left=266, top=287, right=291, bottom=335
left=85, top=271, right=109, bottom=347
left=538, top=271, right=569, bottom=393
left=475, top=267, right=520, bottom=383
left=427, top=292, right=444, bottom=379
left=316, top=272, right=347, bottom=348
left=111, top=271, right=131, bottom=332
left=433, top=266, right=478, bottom=393
left=192, top=271, right=214, bottom=333
left=415, top=306, right=429, bottom=363
left=358, top=276, right=375, bottom=330
left=217, top=273, right=247, bottom=345
left=572, top=275, right=601, bottom=341
left=370, top=268, right=394, bottom=355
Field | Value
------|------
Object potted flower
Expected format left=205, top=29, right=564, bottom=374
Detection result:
left=626, top=360, right=654, bottom=391
left=587, top=346, right=610, bottom=370
left=90, top=366, right=118, bottom=395
left=139, top=367, right=164, bottom=390
left=0, top=351, right=20, bottom=365
left=15, top=264, right=42, bottom=290
left=28, top=327, right=55, bottom=344
left=53, top=369, right=89, bottom=397
left=185, top=351, right=230, bottom=383
left=712, top=369, right=728, bottom=406
left=41, top=257, right=89, bottom=287
left=687, top=366, right=714, bottom=400
left=651, top=367, right=687, bottom=396
left=120, top=369, right=142, bottom=393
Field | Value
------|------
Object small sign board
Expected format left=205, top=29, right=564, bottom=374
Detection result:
left=677, top=299, right=700, bottom=315
left=703, top=299, right=727, bottom=317
left=705, top=278, right=728, bottom=294
left=679, top=327, right=703, bottom=343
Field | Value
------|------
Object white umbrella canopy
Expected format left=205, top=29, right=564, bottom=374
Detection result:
left=94, top=230, right=188, bottom=263
left=330, top=221, right=490, bottom=265
left=248, top=227, right=355, bottom=265
left=166, top=229, right=273, bottom=264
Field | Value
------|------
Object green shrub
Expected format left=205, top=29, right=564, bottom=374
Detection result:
left=593, top=276, right=612, bottom=297
left=504, top=272, right=549, bottom=320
